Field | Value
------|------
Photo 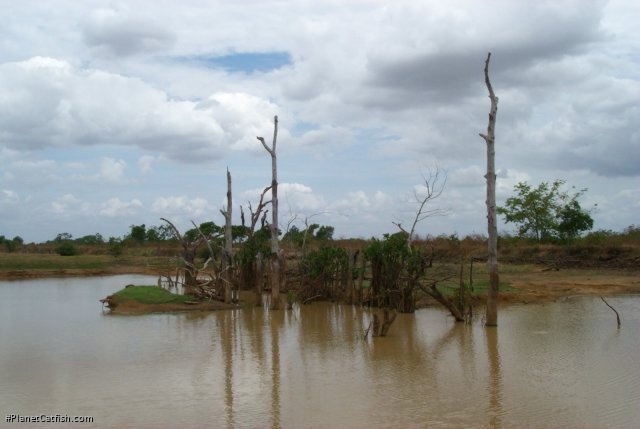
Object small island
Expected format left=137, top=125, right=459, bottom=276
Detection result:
left=101, top=285, right=238, bottom=314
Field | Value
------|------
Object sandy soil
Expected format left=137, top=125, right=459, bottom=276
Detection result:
left=498, top=265, right=640, bottom=304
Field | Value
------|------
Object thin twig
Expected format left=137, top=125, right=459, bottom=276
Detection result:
left=600, top=296, right=621, bottom=327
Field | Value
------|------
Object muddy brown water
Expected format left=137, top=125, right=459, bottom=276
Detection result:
left=1, top=275, right=638, bottom=429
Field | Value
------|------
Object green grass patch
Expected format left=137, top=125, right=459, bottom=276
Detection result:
left=0, top=253, right=176, bottom=272
left=112, top=286, right=193, bottom=305
left=0, top=254, right=110, bottom=270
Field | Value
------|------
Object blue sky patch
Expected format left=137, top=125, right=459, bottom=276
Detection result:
left=185, top=51, right=292, bottom=73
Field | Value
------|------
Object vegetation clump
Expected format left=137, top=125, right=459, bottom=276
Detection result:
left=100, top=285, right=236, bottom=314
left=111, top=285, right=194, bottom=305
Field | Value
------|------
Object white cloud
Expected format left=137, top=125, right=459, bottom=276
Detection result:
left=82, top=6, right=176, bottom=57
left=99, top=157, right=126, bottom=182
left=0, top=58, right=288, bottom=163
left=1, top=189, right=19, bottom=203
left=50, top=194, right=83, bottom=215
left=279, top=182, right=326, bottom=212
left=137, top=155, right=155, bottom=174
left=151, top=196, right=211, bottom=219
left=1, top=0, right=638, bottom=242
left=99, top=198, right=143, bottom=217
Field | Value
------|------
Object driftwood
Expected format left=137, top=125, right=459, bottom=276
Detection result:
left=302, top=294, right=322, bottom=305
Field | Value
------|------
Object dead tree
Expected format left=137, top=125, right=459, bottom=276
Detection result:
left=239, top=185, right=272, bottom=307
left=160, top=217, right=205, bottom=287
left=479, top=52, right=500, bottom=327
left=219, top=168, right=233, bottom=304
left=257, top=115, right=282, bottom=310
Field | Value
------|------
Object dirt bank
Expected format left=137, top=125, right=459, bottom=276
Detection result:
left=497, top=265, right=640, bottom=304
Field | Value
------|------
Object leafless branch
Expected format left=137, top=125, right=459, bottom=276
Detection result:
left=160, top=217, right=183, bottom=243
left=246, top=185, right=273, bottom=235
left=397, top=166, right=448, bottom=244
left=190, top=220, right=215, bottom=260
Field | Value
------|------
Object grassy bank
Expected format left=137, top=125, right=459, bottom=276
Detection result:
left=0, top=253, right=176, bottom=279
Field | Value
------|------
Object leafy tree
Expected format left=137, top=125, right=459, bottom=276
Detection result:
left=315, top=225, right=335, bottom=241
left=184, top=221, right=223, bottom=242
left=75, top=233, right=104, bottom=245
left=108, top=237, right=124, bottom=257
left=556, top=199, right=594, bottom=241
left=54, top=232, right=73, bottom=242
left=498, top=180, right=594, bottom=242
left=146, top=224, right=174, bottom=241
left=282, top=223, right=335, bottom=248
left=129, top=224, right=146, bottom=244
left=232, top=225, right=249, bottom=243
left=301, top=245, right=348, bottom=300
left=1, top=235, right=23, bottom=252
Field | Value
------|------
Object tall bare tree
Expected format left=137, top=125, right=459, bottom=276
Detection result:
left=479, top=52, right=499, bottom=327
left=220, top=168, right=233, bottom=304
left=257, top=115, right=282, bottom=310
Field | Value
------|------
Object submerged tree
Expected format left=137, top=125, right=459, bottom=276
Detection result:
left=219, top=168, right=234, bottom=303
left=257, top=115, right=283, bottom=310
left=479, top=52, right=499, bottom=327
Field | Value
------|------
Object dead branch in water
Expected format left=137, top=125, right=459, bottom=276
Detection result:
left=302, top=294, right=322, bottom=305
left=600, top=296, right=621, bottom=327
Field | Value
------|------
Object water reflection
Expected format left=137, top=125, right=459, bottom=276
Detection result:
left=485, top=327, right=503, bottom=429
left=1, top=278, right=639, bottom=429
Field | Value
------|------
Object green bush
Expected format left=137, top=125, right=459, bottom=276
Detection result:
left=55, top=241, right=80, bottom=256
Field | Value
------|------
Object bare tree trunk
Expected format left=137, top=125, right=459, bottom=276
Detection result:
left=479, top=52, right=500, bottom=327
left=372, top=313, right=380, bottom=337
left=357, top=251, right=365, bottom=304
left=346, top=250, right=356, bottom=304
left=220, top=168, right=234, bottom=304
left=380, top=308, right=397, bottom=336
left=258, top=116, right=282, bottom=310
left=255, top=252, right=264, bottom=307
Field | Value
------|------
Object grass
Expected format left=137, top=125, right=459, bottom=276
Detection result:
left=0, top=254, right=111, bottom=270
left=0, top=253, right=175, bottom=272
left=112, top=286, right=194, bottom=305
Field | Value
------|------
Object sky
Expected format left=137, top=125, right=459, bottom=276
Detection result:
left=1, top=0, right=638, bottom=243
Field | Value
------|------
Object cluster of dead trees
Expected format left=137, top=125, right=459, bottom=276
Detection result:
left=157, top=52, right=500, bottom=332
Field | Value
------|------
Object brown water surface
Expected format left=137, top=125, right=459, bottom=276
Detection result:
left=1, top=276, right=638, bottom=428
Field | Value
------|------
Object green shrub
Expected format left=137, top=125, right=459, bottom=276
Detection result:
left=55, top=242, right=80, bottom=256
